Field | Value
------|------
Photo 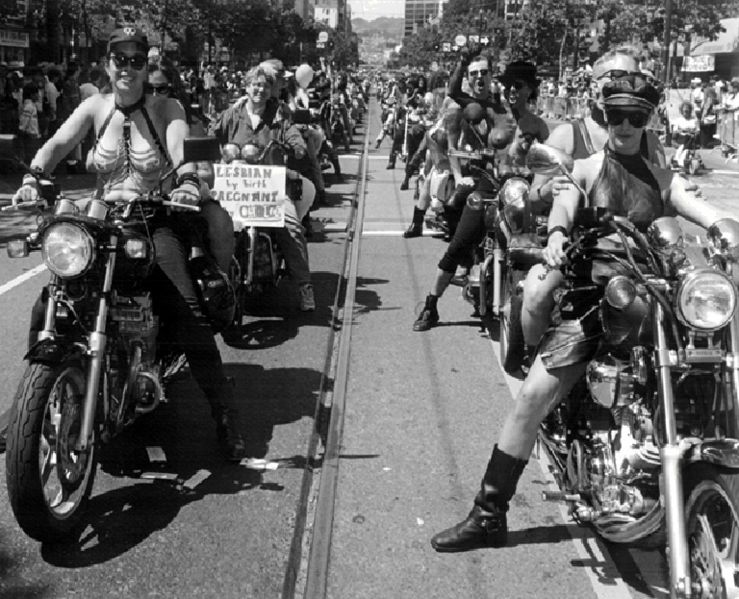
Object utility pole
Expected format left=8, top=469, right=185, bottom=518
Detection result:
left=662, top=0, right=673, bottom=84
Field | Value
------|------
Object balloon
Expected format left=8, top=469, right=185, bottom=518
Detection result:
left=295, top=64, right=314, bottom=90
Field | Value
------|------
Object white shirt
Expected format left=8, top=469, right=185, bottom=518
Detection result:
left=671, top=115, right=699, bottom=135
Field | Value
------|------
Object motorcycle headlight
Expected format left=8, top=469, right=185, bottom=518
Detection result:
left=676, top=269, right=737, bottom=331
left=500, top=177, right=530, bottom=234
left=605, top=276, right=637, bottom=310
left=42, top=222, right=94, bottom=278
left=221, top=143, right=240, bottom=163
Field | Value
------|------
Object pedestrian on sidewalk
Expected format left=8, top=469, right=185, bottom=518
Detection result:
left=18, top=83, right=41, bottom=164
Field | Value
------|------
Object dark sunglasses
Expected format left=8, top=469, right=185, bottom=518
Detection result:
left=110, top=53, right=147, bottom=71
left=150, top=83, right=171, bottom=95
left=599, top=69, right=656, bottom=85
left=510, top=80, right=529, bottom=90
left=605, top=108, right=650, bottom=128
left=468, top=69, right=489, bottom=78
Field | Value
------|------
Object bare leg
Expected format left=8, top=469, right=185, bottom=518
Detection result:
left=497, top=354, right=586, bottom=459
left=521, top=265, right=562, bottom=348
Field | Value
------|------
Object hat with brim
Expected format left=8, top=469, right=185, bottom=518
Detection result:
left=108, top=26, right=148, bottom=52
left=602, top=93, right=655, bottom=110
left=602, top=75, right=659, bottom=110
left=498, top=61, right=539, bottom=89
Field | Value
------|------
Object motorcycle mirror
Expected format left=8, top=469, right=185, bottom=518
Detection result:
left=183, top=137, right=222, bottom=163
left=462, top=102, right=485, bottom=124
left=525, top=142, right=574, bottom=175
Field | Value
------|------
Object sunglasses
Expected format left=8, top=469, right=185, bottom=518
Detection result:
left=150, top=83, right=171, bottom=95
left=468, top=69, right=489, bottom=78
left=605, top=108, right=650, bottom=128
left=110, top=53, right=147, bottom=71
left=510, top=80, right=529, bottom=90
left=599, top=69, right=656, bottom=85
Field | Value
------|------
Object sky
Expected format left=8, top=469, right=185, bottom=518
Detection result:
left=349, top=0, right=405, bottom=21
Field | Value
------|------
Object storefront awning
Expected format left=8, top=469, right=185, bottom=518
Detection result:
left=691, top=18, right=739, bottom=56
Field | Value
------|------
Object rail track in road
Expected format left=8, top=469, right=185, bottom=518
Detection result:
left=282, top=112, right=371, bottom=599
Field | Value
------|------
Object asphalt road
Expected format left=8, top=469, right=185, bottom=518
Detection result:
left=0, top=102, right=738, bottom=598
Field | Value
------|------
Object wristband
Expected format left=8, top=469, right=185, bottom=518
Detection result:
left=25, top=166, right=49, bottom=182
left=547, top=226, right=568, bottom=239
left=175, top=172, right=200, bottom=188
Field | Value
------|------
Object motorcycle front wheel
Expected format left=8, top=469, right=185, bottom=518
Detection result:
left=6, top=361, right=97, bottom=542
left=684, top=464, right=739, bottom=599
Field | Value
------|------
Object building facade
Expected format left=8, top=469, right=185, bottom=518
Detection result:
left=404, top=0, right=447, bottom=38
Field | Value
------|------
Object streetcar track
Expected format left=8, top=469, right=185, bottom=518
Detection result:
left=282, top=111, right=371, bottom=599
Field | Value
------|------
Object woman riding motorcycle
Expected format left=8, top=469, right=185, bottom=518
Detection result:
left=208, top=65, right=316, bottom=312
left=521, top=49, right=666, bottom=355
left=8, top=27, right=246, bottom=461
left=148, top=58, right=235, bottom=274
left=411, top=57, right=545, bottom=332
left=430, top=72, right=738, bottom=552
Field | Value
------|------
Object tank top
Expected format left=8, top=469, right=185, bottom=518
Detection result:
left=588, top=147, right=664, bottom=231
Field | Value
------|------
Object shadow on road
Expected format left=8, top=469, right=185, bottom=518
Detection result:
left=0, top=544, right=51, bottom=597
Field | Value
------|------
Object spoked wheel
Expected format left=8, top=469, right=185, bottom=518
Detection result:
left=6, top=361, right=97, bottom=542
left=684, top=465, right=739, bottom=599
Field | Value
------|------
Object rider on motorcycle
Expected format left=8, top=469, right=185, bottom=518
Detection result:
left=521, top=49, right=667, bottom=355
left=402, top=48, right=517, bottom=239
left=430, top=72, right=738, bottom=553
left=411, top=57, right=544, bottom=333
left=208, top=64, right=316, bottom=312
left=7, top=26, right=246, bottom=461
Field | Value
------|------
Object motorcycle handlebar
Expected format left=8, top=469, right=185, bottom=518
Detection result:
left=1, top=200, right=43, bottom=211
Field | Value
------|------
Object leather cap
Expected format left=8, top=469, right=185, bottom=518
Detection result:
left=602, top=73, right=659, bottom=110
left=108, top=26, right=148, bottom=52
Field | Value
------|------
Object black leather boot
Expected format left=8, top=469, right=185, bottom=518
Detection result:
left=431, top=445, right=527, bottom=552
left=399, top=176, right=410, bottom=190
left=386, top=152, right=396, bottom=169
left=413, top=294, right=439, bottom=331
left=209, top=378, right=246, bottom=462
left=215, top=408, right=247, bottom=462
left=403, top=207, right=425, bottom=238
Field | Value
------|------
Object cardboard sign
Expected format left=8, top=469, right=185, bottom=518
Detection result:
left=211, top=163, right=286, bottom=230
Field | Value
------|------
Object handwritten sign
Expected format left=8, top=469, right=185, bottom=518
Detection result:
left=211, top=163, right=286, bottom=230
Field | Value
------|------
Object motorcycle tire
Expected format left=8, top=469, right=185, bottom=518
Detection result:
left=500, top=270, right=526, bottom=377
left=683, top=463, right=739, bottom=597
left=6, top=360, right=97, bottom=542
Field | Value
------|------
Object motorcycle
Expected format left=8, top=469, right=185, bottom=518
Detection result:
left=528, top=143, right=739, bottom=598
left=213, top=139, right=299, bottom=324
left=2, top=138, right=233, bottom=542
left=670, top=132, right=704, bottom=176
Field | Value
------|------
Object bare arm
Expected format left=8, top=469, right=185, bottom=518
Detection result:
left=164, top=98, right=195, bottom=177
left=30, top=96, right=96, bottom=173
left=529, top=122, right=574, bottom=210
left=670, top=174, right=730, bottom=228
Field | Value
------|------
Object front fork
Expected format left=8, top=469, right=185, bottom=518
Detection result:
left=653, top=301, right=691, bottom=598
left=478, top=237, right=504, bottom=318
left=77, top=238, right=117, bottom=452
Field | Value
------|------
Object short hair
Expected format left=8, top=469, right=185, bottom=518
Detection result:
left=467, top=55, right=493, bottom=72
left=244, top=66, right=275, bottom=88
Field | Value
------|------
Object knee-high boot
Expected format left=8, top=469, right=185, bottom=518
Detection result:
left=430, top=445, right=527, bottom=552
left=403, top=207, right=426, bottom=238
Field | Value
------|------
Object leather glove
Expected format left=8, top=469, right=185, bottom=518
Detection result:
left=169, top=180, right=201, bottom=211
